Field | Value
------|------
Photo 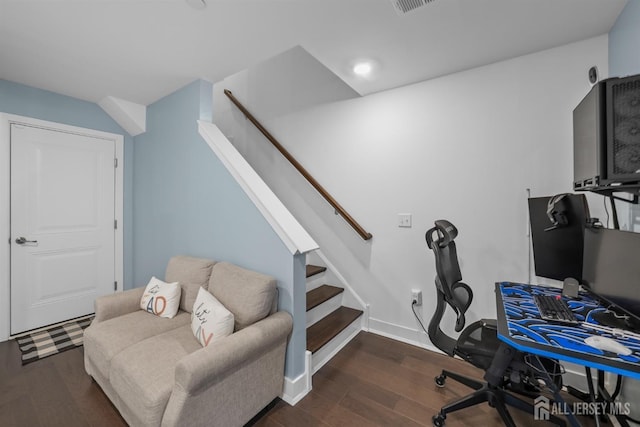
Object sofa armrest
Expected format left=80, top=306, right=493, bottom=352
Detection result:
left=174, top=311, right=293, bottom=394
left=93, top=287, right=145, bottom=323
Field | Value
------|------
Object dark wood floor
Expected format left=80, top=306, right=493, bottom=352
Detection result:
left=254, top=333, right=597, bottom=427
left=0, top=336, right=126, bottom=427
left=0, top=331, right=597, bottom=427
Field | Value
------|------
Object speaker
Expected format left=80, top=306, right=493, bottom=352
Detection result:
left=573, top=74, right=640, bottom=190
left=608, top=75, right=640, bottom=182
left=573, top=82, right=606, bottom=189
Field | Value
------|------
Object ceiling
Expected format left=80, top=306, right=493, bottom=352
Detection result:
left=0, top=0, right=628, bottom=106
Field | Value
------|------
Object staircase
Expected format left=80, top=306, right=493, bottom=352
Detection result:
left=305, top=262, right=364, bottom=374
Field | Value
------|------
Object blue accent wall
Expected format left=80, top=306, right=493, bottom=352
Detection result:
left=132, top=80, right=304, bottom=377
left=0, top=79, right=134, bottom=289
left=609, top=1, right=640, bottom=76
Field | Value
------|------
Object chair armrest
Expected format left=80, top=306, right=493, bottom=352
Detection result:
left=93, top=287, right=145, bottom=323
left=174, top=311, right=293, bottom=394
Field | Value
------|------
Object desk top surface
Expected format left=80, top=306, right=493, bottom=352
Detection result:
left=495, top=282, right=640, bottom=379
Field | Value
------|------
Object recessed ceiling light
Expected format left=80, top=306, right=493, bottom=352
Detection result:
left=351, top=59, right=380, bottom=80
left=353, top=62, right=373, bottom=77
left=186, top=0, right=207, bottom=10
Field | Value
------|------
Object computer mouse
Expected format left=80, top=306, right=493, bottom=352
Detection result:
left=584, top=336, right=632, bottom=356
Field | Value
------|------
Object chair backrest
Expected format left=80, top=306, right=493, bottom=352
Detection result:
left=425, top=220, right=474, bottom=356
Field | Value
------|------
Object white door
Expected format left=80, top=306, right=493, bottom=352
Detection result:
left=10, top=124, right=116, bottom=334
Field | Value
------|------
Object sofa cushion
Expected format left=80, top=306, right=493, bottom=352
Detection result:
left=178, top=282, right=201, bottom=315
left=110, top=326, right=201, bottom=427
left=165, top=256, right=216, bottom=313
left=208, top=262, right=276, bottom=331
left=84, top=310, right=191, bottom=380
left=191, top=287, right=234, bottom=347
left=140, top=277, right=181, bottom=318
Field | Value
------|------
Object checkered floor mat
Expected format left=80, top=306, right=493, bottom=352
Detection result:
left=16, top=317, right=93, bottom=365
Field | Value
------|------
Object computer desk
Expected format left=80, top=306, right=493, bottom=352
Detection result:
left=495, top=282, right=640, bottom=427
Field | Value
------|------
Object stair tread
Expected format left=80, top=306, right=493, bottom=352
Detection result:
left=306, top=265, right=327, bottom=278
left=307, top=306, right=363, bottom=354
left=307, top=285, right=344, bottom=311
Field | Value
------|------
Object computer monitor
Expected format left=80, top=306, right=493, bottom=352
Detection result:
left=528, top=194, right=589, bottom=282
left=583, top=227, right=640, bottom=318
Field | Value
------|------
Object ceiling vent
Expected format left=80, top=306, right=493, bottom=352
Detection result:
left=391, top=0, right=435, bottom=15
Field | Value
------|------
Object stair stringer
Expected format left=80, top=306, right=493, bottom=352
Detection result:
left=306, top=249, right=369, bottom=374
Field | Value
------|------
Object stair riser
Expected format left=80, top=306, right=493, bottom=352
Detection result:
left=306, top=264, right=338, bottom=292
left=311, top=316, right=363, bottom=374
left=306, top=294, right=343, bottom=328
left=306, top=276, right=326, bottom=292
left=305, top=257, right=367, bottom=378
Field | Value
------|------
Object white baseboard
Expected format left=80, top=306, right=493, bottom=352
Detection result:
left=281, top=351, right=312, bottom=406
left=368, top=317, right=593, bottom=392
left=561, top=361, right=611, bottom=392
left=368, top=316, right=443, bottom=354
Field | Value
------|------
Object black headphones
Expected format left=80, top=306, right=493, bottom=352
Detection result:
left=545, top=194, right=569, bottom=231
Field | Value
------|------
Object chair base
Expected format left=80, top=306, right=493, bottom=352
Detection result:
left=432, top=370, right=566, bottom=427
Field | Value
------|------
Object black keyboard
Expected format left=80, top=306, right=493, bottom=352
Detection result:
left=533, top=294, right=579, bottom=324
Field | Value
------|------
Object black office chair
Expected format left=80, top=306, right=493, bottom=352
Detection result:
left=425, top=220, right=564, bottom=427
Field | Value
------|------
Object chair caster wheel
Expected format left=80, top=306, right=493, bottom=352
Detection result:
left=433, top=413, right=446, bottom=427
left=435, top=374, right=446, bottom=387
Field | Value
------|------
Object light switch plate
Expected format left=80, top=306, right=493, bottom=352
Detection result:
left=398, top=213, right=412, bottom=228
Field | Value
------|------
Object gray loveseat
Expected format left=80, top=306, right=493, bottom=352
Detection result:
left=84, top=256, right=293, bottom=427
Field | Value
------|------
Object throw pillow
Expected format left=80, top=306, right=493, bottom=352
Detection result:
left=140, top=276, right=181, bottom=318
left=191, top=287, right=234, bottom=347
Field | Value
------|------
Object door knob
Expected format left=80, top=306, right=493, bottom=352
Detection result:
left=15, top=237, right=38, bottom=244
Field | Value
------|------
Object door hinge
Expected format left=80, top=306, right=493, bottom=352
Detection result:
left=114, top=219, right=118, bottom=230
left=114, top=281, right=118, bottom=291
left=114, top=158, right=118, bottom=168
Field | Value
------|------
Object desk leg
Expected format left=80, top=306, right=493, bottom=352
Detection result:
left=566, top=368, right=630, bottom=427
left=529, top=356, right=582, bottom=427
left=595, top=370, right=630, bottom=427
left=585, top=368, right=601, bottom=427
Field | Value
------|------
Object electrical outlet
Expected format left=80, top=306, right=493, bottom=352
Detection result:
left=411, top=289, right=422, bottom=306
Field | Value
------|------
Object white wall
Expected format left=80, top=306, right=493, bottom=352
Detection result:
left=608, top=1, right=640, bottom=414
left=216, top=35, right=609, bottom=347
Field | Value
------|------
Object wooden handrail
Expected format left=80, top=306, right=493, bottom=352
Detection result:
left=224, top=89, right=373, bottom=241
